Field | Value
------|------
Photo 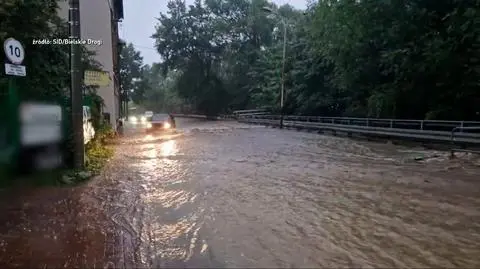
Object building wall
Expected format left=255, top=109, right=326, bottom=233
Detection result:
left=110, top=14, right=122, bottom=119
left=57, top=0, right=118, bottom=129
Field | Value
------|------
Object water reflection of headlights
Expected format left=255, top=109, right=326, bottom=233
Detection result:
left=130, top=116, right=137, bottom=123
left=146, top=123, right=152, bottom=128
left=160, top=140, right=176, bottom=156
left=164, top=122, right=171, bottom=129
left=140, top=116, right=147, bottom=123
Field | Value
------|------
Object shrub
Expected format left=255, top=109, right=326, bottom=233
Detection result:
left=95, top=123, right=117, bottom=144
left=85, top=124, right=115, bottom=174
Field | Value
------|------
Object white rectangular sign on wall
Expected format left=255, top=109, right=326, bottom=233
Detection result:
left=20, top=103, right=63, bottom=146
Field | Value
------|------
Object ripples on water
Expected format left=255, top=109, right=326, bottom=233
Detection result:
left=1, top=119, right=478, bottom=268
left=101, top=120, right=480, bottom=268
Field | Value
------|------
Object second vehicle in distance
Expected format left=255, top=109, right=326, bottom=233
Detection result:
left=146, top=113, right=176, bottom=132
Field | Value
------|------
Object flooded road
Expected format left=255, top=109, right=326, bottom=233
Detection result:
left=0, top=118, right=479, bottom=268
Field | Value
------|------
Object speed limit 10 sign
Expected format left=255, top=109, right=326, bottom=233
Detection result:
left=4, top=38, right=25, bottom=65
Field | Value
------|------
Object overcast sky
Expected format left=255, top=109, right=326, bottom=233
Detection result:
left=120, top=0, right=307, bottom=65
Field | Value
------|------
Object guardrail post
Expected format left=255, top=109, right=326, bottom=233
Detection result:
left=366, top=119, right=369, bottom=127
left=390, top=120, right=393, bottom=128
left=420, top=121, right=424, bottom=130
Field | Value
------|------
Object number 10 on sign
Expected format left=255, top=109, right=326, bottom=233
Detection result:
left=3, top=38, right=25, bottom=64
left=9, top=46, right=21, bottom=57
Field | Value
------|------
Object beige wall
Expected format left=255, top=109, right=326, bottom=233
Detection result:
left=58, top=0, right=118, bottom=128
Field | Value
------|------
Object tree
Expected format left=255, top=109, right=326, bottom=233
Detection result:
left=1, top=0, right=69, bottom=102
left=1, top=0, right=102, bottom=103
left=119, top=43, right=143, bottom=105
left=308, top=0, right=480, bottom=119
left=145, top=0, right=479, bottom=120
left=0, top=0, right=106, bottom=167
left=151, top=0, right=275, bottom=116
left=139, top=63, right=184, bottom=113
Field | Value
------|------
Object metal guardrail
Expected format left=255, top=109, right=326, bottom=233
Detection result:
left=233, top=109, right=268, bottom=114
left=169, top=113, right=480, bottom=151
left=232, top=109, right=270, bottom=119
left=450, top=127, right=480, bottom=156
left=238, top=115, right=480, bottom=146
left=243, top=114, right=480, bottom=130
left=171, top=114, right=236, bottom=120
left=238, top=112, right=271, bottom=116
left=451, top=126, right=480, bottom=141
left=171, top=114, right=207, bottom=119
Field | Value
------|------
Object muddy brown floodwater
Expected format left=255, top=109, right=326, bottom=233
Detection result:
left=0, top=118, right=479, bottom=268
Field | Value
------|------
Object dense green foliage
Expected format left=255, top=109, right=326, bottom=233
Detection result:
left=0, top=0, right=102, bottom=103
left=1, top=0, right=109, bottom=172
left=119, top=43, right=144, bottom=105
left=1, top=0, right=69, bottom=102
left=136, top=64, right=186, bottom=112
left=131, top=0, right=479, bottom=120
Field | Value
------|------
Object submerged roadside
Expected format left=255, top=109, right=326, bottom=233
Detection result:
left=0, top=131, right=126, bottom=268
left=0, top=119, right=478, bottom=268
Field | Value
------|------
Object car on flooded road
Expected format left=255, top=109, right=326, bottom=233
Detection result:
left=144, top=111, right=154, bottom=119
left=146, top=113, right=176, bottom=132
left=129, top=115, right=148, bottom=125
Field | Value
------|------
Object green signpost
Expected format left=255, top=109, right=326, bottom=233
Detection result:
left=1, top=37, right=26, bottom=175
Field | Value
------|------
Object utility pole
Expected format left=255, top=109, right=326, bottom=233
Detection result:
left=279, top=19, right=286, bottom=129
left=125, top=87, right=129, bottom=118
left=69, top=0, right=84, bottom=168
left=262, top=6, right=287, bottom=129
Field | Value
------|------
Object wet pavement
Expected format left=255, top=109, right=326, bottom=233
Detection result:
left=0, top=118, right=479, bottom=268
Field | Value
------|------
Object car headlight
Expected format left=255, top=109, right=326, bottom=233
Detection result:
left=140, top=116, right=147, bottom=123
left=129, top=116, right=137, bottom=123
left=164, top=122, right=171, bottom=129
